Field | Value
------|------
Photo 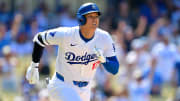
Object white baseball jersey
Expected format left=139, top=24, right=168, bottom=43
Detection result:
left=39, top=26, right=115, bottom=83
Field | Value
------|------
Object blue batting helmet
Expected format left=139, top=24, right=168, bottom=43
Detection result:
left=77, top=3, right=101, bottom=25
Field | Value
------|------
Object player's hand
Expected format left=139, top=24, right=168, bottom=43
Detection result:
left=94, top=47, right=106, bottom=63
left=26, top=62, right=39, bottom=84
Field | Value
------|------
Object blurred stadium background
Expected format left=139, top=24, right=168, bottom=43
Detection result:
left=0, top=0, right=180, bottom=101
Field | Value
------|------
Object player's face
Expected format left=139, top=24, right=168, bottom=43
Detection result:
left=84, top=12, right=99, bottom=29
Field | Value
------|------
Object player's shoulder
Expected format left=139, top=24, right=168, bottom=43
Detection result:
left=47, top=26, right=79, bottom=36
left=96, top=28, right=109, bottom=35
left=96, top=28, right=111, bottom=38
left=52, top=26, right=78, bottom=33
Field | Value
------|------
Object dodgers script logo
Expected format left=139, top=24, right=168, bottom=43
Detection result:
left=65, top=52, right=98, bottom=65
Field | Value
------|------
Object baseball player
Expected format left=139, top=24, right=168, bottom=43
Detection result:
left=26, top=2, right=119, bottom=101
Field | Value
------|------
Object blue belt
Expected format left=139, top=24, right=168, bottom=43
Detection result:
left=73, top=81, right=88, bottom=87
left=56, top=72, right=88, bottom=87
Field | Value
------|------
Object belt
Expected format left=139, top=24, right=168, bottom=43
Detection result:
left=73, top=81, right=88, bottom=87
left=56, top=72, right=88, bottom=87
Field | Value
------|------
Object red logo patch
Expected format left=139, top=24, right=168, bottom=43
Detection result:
left=92, top=61, right=101, bottom=70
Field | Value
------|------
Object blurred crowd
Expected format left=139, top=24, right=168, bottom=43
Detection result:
left=0, top=0, right=180, bottom=101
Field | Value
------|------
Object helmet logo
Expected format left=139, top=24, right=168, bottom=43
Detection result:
left=92, top=5, right=96, bottom=10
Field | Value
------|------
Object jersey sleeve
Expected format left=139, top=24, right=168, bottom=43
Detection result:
left=34, top=27, right=68, bottom=46
left=103, top=33, right=116, bottom=57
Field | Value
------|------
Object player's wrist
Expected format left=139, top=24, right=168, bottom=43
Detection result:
left=99, top=56, right=106, bottom=63
left=30, top=61, right=39, bottom=68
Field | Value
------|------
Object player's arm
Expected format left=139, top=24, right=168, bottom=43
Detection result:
left=95, top=33, right=119, bottom=75
left=32, top=35, right=45, bottom=63
left=95, top=49, right=119, bottom=75
left=26, top=34, right=45, bottom=84
left=102, top=56, right=119, bottom=75
left=26, top=28, right=66, bottom=84
left=31, top=27, right=66, bottom=63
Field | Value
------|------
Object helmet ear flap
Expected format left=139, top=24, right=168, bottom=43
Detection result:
left=77, top=14, right=86, bottom=25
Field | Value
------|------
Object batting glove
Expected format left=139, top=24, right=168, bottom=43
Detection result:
left=26, top=62, right=39, bottom=84
left=94, top=47, right=106, bottom=63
